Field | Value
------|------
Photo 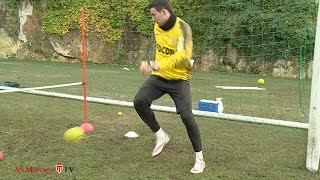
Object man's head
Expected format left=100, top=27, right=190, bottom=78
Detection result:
left=149, top=0, right=173, bottom=26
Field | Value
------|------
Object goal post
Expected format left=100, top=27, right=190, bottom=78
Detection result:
left=306, top=3, right=320, bottom=172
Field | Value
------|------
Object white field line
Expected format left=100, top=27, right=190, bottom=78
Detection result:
left=0, top=86, right=308, bottom=130
left=215, top=86, right=266, bottom=90
left=0, top=82, right=83, bottom=93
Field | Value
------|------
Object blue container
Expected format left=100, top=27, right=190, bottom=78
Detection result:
left=198, top=100, right=219, bottom=112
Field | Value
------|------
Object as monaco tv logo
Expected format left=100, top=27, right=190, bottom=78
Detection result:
left=56, top=162, right=63, bottom=174
left=14, top=161, right=74, bottom=174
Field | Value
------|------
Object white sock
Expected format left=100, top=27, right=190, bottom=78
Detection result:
left=195, top=151, right=204, bottom=161
left=155, top=128, right=166, bottom=140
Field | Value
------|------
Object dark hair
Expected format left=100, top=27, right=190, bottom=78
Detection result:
left=149, top=0, right=173, bottom=13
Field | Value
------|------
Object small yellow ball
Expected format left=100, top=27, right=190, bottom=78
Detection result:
left=117, top=111, right=123, bottom=116
left=64, top=127, right=84, bottom=143
left=258, top=78, right=265, bottom=85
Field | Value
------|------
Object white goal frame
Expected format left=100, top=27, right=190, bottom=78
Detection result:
left=306, top=3, right=320, bottom=172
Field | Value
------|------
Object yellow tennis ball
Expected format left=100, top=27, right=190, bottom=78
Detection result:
left=64, top=127, right=84, bottom=143
left=117, top=111, right=123, bottom=116
left=258, top=78, right=265, bottom=85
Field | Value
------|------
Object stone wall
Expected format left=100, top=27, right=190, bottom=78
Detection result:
left=198, top=46, right=312, bottom=78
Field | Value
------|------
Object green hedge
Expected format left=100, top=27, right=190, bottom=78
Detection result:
left=8, top=0, right=317, bottom=62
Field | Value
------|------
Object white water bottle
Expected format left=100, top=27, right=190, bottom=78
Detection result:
left=216, top=98, right=224, bottom=113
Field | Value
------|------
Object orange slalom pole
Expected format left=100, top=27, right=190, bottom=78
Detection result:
left=81, top=11, right=88, bottom=123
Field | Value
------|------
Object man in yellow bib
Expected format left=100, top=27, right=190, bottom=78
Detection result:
left=134, top=0, right=205, bottom=174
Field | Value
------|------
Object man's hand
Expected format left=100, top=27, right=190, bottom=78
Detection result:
left=140, top=61, right=152, bottom=76
left=140, top=61, right=160, bottom=76
left=149, top=61, right=160, bottom=70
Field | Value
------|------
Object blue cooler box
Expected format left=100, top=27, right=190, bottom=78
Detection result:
left=198, top=100, right=219, bottom=112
